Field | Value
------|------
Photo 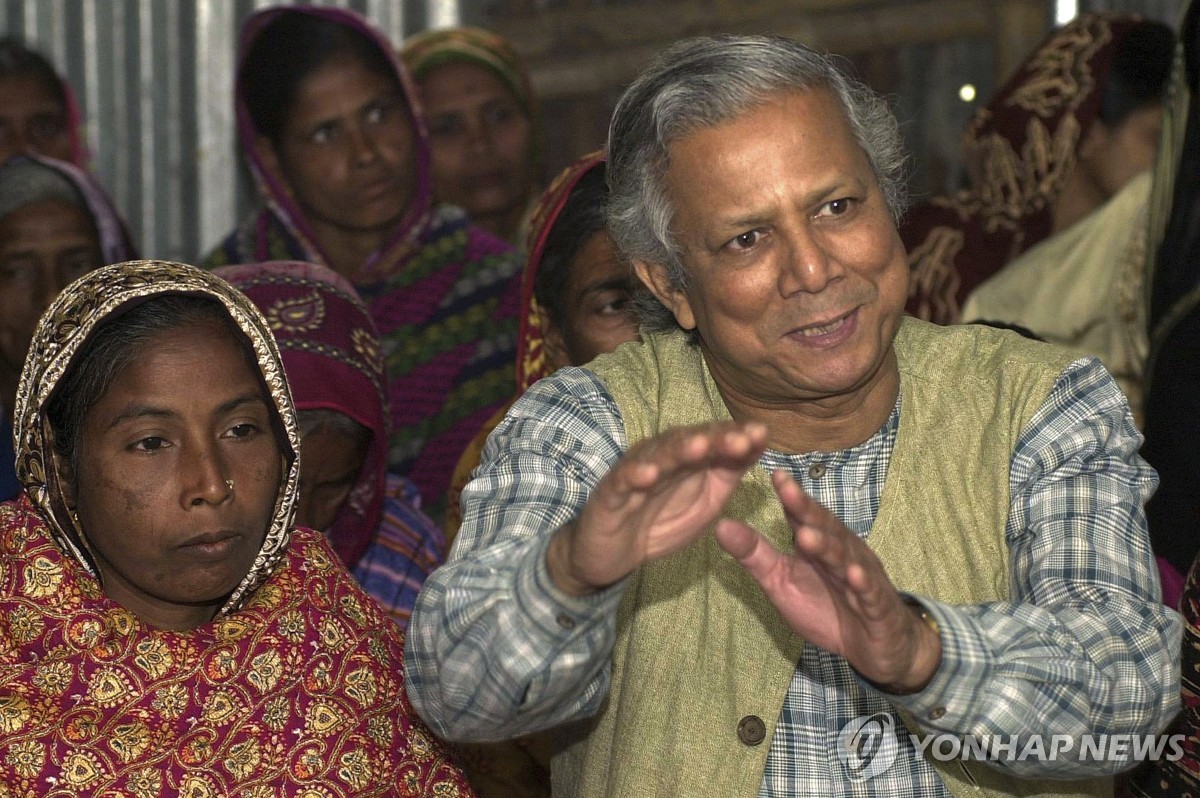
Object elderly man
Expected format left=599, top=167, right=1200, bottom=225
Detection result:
left=405, top=35, right=1180, bottom=797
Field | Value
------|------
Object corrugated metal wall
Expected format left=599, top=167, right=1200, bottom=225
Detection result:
left=0, top=0, right=1179, bottom=262
left=0, top=0, right=450, bottom=263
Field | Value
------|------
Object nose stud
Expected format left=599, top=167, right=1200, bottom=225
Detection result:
left=225, top=479, right=235, bottom=493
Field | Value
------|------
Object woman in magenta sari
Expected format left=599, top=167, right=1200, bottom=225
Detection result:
left=204, top=6, right=522, bottom=523
left=0, top=259, right=472, bottom=795
left=217, top=260, right=446, bottom=631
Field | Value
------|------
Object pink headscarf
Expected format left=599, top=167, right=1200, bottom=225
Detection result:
left=215, top=261, right=387, bottom=570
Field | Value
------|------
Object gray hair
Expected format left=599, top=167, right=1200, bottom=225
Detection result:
left=0, top=155, right=86, bottom=222
left=606, top=35, right=910, bottom=333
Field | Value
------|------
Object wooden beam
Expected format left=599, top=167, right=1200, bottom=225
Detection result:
left=494, top=0, right=1048, bottom=100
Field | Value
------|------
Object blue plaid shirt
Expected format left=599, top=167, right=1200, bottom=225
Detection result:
left=406, top=357, right=1181, bottom=795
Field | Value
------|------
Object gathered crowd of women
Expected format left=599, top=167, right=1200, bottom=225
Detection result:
left=1, top=2, right=1199, bottom=796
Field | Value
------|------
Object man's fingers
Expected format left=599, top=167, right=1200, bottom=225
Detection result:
left=773, top=469, right=839, bottom=530
left=714, top=519, right=782, bottom=582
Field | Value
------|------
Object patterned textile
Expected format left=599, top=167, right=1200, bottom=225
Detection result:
left=442, top=151, right=606, bottom=542
left=0, top=416, right=14, bottom=502
left=400, top=26, right=542, bottom=171
left=0, top=153, right=137, bottom=502
left=215, top=261, right=447, bottom=630
left=351, top=474, right=447, bottom=632
left=0, top=501, right=470, bottom=797
left=901, top=13, right=1143, bottom=324
left=1123, top=556, right=1200, bottom=797
left=203, top=5, right=522, bottom=523
left=405, top=357, right=1176, bottom=795
left=0, top=259, right=473, bottom=796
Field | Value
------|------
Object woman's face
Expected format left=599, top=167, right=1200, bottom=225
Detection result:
left=0, top=199, right=103, bottom=400
left=0, top=75, right=72, bottom=163
left=68, top=317, right=282, bottom=631
left=420, top=61, right=535, bottom=228
left=266, top=53, right=416, bottom=242
left=295, top=421, right=368, bottom=533
left=544, top=231, right=640, bottom=369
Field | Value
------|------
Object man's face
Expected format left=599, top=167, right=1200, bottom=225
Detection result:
left=641, top=87, right=908, bottom=407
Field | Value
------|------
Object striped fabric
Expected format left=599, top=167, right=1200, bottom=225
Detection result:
left=352, top=474, right=448, bottom=632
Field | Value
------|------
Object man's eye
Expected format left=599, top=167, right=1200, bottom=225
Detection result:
left=729, top=230, right=761, bottom=251
left=819, top=198, right=854, bottom=217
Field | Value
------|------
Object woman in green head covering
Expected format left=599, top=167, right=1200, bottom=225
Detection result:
left=402, top=27, right=543, bottom=246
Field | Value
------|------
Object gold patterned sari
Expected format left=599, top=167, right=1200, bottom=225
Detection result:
left=0, top=261, right=472, bottom=796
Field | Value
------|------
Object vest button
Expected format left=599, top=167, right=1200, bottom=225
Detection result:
left=808, top=462, right=826, bottom=479
left=555, top=613, right=576, bottom=630
left=737, top=714, right=766, bottom=746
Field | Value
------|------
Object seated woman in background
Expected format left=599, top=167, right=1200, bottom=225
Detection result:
left=401, top=26, right=542, bottom=247
left=0, top=37, right=87, bottom=165
left=0, top=153, right=136, bottom=502
left=0, top=260, right=472, bottom=794
left=216, top=260, right=446, bottom=631
left=902, top=14, right=1173, bottom=327
left=204, top=6, right=521, bottom=524
left=444, top=151, right=639, bottom=544
left=438, top=152, right=636, bottom=798
left=959, top=17, right=1174, bottom=425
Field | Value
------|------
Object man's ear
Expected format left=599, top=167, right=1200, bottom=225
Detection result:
left=633, top=260, right=696, bottom=330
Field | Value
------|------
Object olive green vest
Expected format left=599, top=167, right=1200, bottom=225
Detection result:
left=553, top=318, right=1109, bottom=798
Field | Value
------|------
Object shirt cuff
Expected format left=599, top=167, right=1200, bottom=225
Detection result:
left=873, top=595, right=996, bottom=730
left=512, top=529, right=628, bottom=646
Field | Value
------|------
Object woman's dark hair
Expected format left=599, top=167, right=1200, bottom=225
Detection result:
left=46, top=295, right=264, bottom=476
left=240, top=12, right=400, bottom=146
left=1100, top=21, right=1175, bottom=128
left=0, top=37, right=68, bottom=108
left=533, top=164, right=610, bottom=329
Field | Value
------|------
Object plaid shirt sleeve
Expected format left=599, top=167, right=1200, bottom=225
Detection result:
left=404, top=367, right=630, bottom=742
left=888, top=358, right=1183, bottom=776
